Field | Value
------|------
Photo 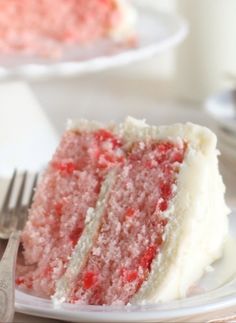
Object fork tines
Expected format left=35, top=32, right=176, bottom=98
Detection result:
left=0, top=170, right=38, bottom=231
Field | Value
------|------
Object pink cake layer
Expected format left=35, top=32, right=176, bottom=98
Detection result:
left=17, top=129, right=124, bottom=296
left=0, top=0, right=123, bottom=57
left=68, top=141, right=185, bottom=305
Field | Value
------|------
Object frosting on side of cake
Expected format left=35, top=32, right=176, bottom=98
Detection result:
left=123, top=118, right=229, bottom=304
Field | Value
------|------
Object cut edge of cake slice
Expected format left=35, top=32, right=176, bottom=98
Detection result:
left=20, top=117, right=124, bottom=297
left=122, top=117, right=229, bottom=304
left=52, top=118, right=122, bottom=303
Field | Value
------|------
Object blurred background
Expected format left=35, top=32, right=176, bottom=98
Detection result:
left=26, top=0, right=236, bottom=131
left=1, top=0, right=236, bottom=196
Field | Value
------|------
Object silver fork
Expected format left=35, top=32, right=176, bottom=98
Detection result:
left=0, top=170, right=38, bottom=323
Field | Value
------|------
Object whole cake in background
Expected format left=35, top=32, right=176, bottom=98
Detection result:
left=17, top=117, right=229, bottom=305
left=0, top=0, right=136, bottom=57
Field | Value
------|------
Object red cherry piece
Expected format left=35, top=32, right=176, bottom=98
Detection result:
left=172, top=151, right=184, bottom=163
left=69, top=227, right=83, bottom=246
left=156, top=155, right=166, bottom=164
left=16, top=277, right=32, bottom=289
left=157, top=142, right=173, bottom=153
left=53, top=161, right=76, bottom=174
left=126, top=271, right=138, bottom=283
left=124, top=207, right=136, bottom=218
left=159, top=200, right=168, bottom=212
left=160, top=182, right=172, bottom=199
left=54, top=202, right=63, bottom=216
left=121, top=268, right=138, bottom=283
left=83, top=272, right=97, bottom=289
left=140, top=245, right=156, bottom=271
left=97, top=161, right=107, bottom=170
left=95, top=129, right=113, bottom=141
left=15, top=277, right=24, bottom=285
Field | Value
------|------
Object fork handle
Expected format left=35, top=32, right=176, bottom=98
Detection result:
left=0, top=231, right=21, bottom=323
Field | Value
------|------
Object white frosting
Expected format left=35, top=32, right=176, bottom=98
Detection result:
left=122, top=117, right=229, bottom=304
left=109, top=0, right=137, bottom=41
left=54, top=117, right=229, bottom=305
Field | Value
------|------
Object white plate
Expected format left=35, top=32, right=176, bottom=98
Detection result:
left=15, top=211, right=236, bottom=322
left=0, top=6, right=188, bottom=80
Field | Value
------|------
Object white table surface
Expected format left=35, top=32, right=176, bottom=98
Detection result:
left=0, top=74, right=234, bottom=322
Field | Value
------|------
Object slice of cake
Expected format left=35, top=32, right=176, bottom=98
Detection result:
left=18, top=117, right=229, bottom=305
left=0, top=0, right=136, bottom=57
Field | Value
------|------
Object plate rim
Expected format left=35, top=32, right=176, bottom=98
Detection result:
left=15, top=285, right=236, bottom=323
